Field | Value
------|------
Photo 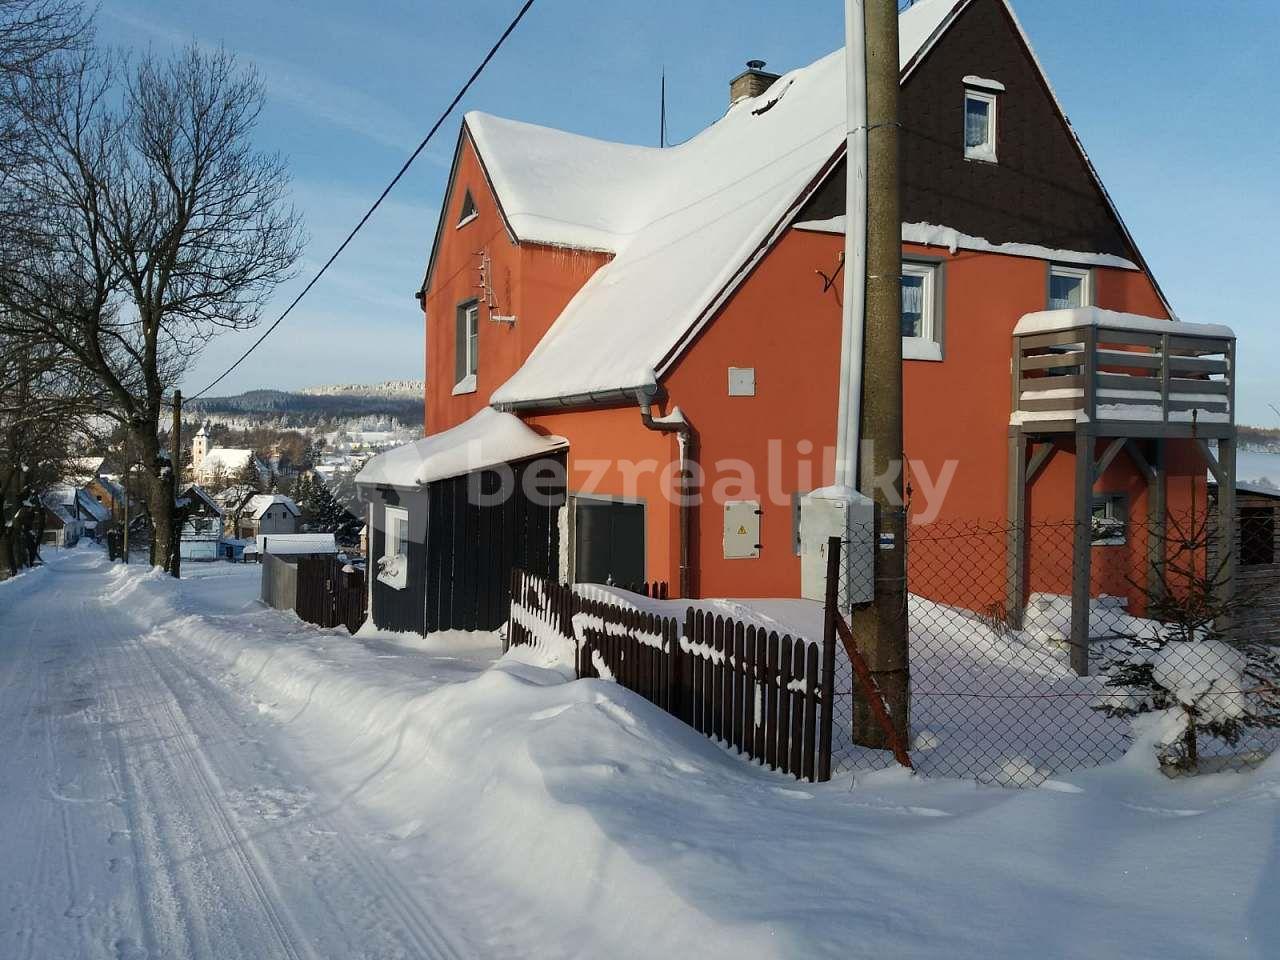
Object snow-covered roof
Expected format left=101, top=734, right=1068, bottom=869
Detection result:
left=88, top=475, right=124, bottom=501
left=356, top=407, right=568, bottom=488
left=246, top=494, right=300, bottom=520
left=256, top=533, right=338, bottom=556
left=181, top=485, right=224, bottom=516
left=1013, top=308, right=1234, bottom=340
left=469, top=0, right=961, bottom=407
left=76, top=489, right=110, bottom=523
left=200, top=448, right=258, bottom=474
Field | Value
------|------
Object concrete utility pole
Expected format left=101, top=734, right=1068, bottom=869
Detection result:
left=850, top=0, right=909, bottom=747
left=170, top=389, right=182, bottom=579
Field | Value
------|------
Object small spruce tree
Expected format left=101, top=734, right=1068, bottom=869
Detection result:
left=1096, top=509, right=1280, bottom=770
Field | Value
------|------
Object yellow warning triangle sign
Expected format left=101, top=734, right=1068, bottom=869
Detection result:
left=737, top=525, right=747, bottom=535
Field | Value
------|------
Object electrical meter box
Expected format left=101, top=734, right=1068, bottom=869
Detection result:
left=799, top=489, right=875, bottom=604
left=723, top=500, right=761, bottom=559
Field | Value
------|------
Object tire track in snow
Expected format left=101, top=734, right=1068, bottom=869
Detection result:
left=140, top=624, right=473, bottom=960
left=106, top=627, right=320, bottom=960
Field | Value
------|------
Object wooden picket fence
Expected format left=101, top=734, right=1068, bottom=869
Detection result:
left=507, top=569, right=836, bottom=782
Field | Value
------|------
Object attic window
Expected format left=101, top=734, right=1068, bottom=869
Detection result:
left=963, top=89, right=998, bottom=163
left=457, top=189, right=477, bottom=228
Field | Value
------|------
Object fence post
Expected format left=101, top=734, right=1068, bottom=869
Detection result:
left=818, top=535, right=841, bottom=782
left=666, top=616, right=680, bottom=718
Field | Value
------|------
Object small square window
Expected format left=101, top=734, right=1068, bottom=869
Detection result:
left=901, top=260, right=943, bottom=360
left=1049, top=265, right=1092, bottom=310
left=1091, top=494, right=1127, bottom=546
left=964, top=90, right=997, bottom=162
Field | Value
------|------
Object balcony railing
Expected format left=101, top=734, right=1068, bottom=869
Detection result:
left=1009, top=309, right=1235, bottom=437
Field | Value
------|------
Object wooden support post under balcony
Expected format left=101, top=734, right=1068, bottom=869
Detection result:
left=1070, top=428, right=1094, bottom=677
left=1006, top=429, right=1028, bottom=630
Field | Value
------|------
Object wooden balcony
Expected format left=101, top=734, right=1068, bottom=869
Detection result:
left=1010, top=309, right=1236, bottom=439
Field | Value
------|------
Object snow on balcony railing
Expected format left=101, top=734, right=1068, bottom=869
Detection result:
left=1010, top=308, right=1235, bottom=431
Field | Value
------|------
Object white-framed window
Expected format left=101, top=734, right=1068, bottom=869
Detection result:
left=453, top=301, right=479, bottom=395
left=1048, top=264, right=1092, bottom=310
left=378, top=505, right=409, bottom=589
left=901, top=260, right=943, bottom=361
left=963, top=90, right=998, bottom=162
left=1091, top=494, right=1127, bottom=546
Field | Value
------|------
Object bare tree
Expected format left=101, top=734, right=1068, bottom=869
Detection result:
left=0, top=42, right=304, bottom=575
left=0, top=330, right=99, bottom=575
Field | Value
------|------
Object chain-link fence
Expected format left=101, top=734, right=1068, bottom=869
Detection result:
left=827, top=512, right=1280, bottom=787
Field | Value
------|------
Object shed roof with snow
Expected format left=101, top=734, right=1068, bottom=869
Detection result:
left=356, top=407, right=567, bottom=488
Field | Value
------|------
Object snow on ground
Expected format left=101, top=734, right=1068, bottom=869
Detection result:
left=3, top=547, right=1279, bottom=958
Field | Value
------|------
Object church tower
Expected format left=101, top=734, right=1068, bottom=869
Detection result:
left=192, top=422, right=209, bottom=476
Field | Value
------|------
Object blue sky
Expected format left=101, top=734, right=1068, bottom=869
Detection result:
left=98, top=0, right=1279, bottom=425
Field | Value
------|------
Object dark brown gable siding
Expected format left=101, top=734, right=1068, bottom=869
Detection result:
left=800, top=0, right=1135, bottom=259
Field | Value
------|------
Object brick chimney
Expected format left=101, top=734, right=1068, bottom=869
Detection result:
left=729, top=60, right=780, bottom=106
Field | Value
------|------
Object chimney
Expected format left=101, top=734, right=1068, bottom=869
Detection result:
left=729, top=59, right=780, bottom=106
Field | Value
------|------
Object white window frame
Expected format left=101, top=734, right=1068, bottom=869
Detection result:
left=379, top=505, right=409, bottom=589
left=963, top=89, right=998, bottom=163
left=1048, top=264, right=1093, bottom=310
left=453, top=302, right=479, bottom=395
left=901, top=260, right=943, bottom=362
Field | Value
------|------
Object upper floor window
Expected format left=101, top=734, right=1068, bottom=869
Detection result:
left=901, top=260, right=943, bottom=361
left=456, top=189, right=477, bottom=228
left=964, top=90, right=998, bottom=163
left=453, top=300, right=479, bottom=395
left=1049, top=265, right=1092, bottom=310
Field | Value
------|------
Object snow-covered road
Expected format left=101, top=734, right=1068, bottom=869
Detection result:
left=0, top=550, right=478, bottom=960
left=4, top=546, right=1279, bottom=959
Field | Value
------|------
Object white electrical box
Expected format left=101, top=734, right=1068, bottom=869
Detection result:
left=799, top=489, right=875, bottom=604
left=727, top=367, right=756, bottom=397
left=724, top=500, right=761, bottom=559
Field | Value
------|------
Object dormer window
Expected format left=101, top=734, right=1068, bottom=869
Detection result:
left=963, top=88, right=998, bottom=163
left=456, top=189, right=477, bottom=227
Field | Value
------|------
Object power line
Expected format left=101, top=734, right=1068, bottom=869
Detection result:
left=187, top=0, right=536, bottom=402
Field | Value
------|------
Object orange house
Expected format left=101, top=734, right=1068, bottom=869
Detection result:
left=358, top=0, right=1236, bottom=639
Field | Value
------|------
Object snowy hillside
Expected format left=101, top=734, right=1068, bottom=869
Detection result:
left=299, top=379, right=424, bottom=398
left=188, top=385, right=423, bottom=426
